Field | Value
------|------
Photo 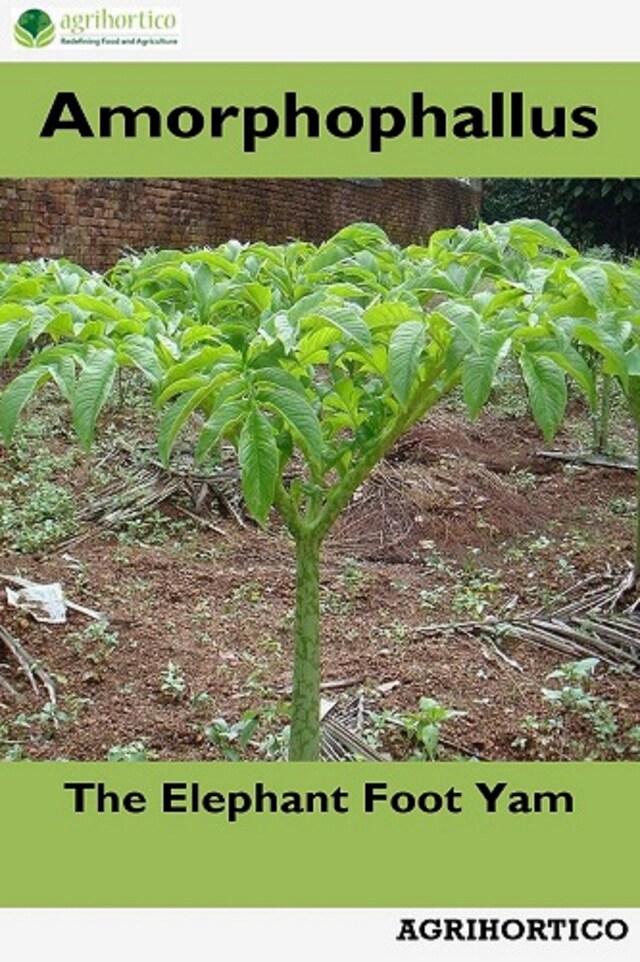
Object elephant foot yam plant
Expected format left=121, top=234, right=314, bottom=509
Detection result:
left=2, top=219, right=639, bottom=760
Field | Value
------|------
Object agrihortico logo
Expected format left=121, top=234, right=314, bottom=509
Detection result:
left=11, top=6, right=181, bottom=50
left=14, top=8, right=55, bottom=47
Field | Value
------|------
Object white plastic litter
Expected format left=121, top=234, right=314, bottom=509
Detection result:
left=5, top=582, right=67, bottom=624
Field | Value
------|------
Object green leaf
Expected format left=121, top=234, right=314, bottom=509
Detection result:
left=0, top=320, right=29, bottom=364
left=238, top=407, right=279, bottom=526
left=193, top=262, right=216, bottom=314
left=48, top=355, right=77, bottom=402
left=156, top=374, right=211, bottom=404
left=258, top=386, right=324, bottom=467
left=314, top=306, right=372, bottom=350
left=67, top=293, right=123, bottom=321
left=519, top=352, right=567, bottom=441
left=45, top=312, right=75, bottom=339
left=73, top=350, right=118, bottom=448
left=297, top=326, right=342, bottom=364
left=157, top=384, right=213, bottom=466
left=195, top=399, right=249, bottom=461
left=118, top=337, right=165, bottom=385
left=531, top=338, right=596, bottom=407
left=78, top=319, right=106, bottom=342
left=437, top=302, right=481, bottom=350
left=0, top=304, right=32, bottom=322
left=572, top=322, right=629, bottom=384
left=287, top=291, right=327, bottom=324
left=388, top=321, right=425, bottom=405
left=507, top=218, right=572, bottom=253
left=159, top=346, right=238, bottom=392
left=303, top=243, right=349, bottom=274
left=2, top=279, right=41, bottom=300
left=462, top=333, right=510, bottom=418
left=249, top=283, right=274, bottom=313
left=568, top=264, right=609, bottom=310
left=447, top=262, right=484, bottom=296
left=363, top=301, right=418, bottom=330
left=252, top=366, right=308, bottom=397
left=180, top=324, right=221, bottom=349
left=0, top=367, right=51, bottom=444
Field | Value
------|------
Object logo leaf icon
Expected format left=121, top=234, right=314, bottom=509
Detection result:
left=14, top=9, right=55, bottom=49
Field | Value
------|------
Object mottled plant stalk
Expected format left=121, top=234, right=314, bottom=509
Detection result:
left=286, top=374, right=458, bottom=761
left=289, top=533, right=322, bottom=761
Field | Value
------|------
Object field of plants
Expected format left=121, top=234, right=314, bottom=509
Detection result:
left=0, top=220, right=639, bottom=762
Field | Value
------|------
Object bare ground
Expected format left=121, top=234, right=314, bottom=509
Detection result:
left=1, top=401, right=639, bottom=762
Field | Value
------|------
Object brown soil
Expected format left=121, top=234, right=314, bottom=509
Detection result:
left=1, top=404, right=639, bottom=762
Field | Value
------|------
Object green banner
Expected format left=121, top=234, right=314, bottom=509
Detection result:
left=0, top=62, right=638, bottom=176
left=0, top=762, right=636, bottom=906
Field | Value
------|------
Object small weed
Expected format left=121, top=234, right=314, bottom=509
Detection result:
left=545, top=655, right=599, bottom=685
left=421, top=547, right=455, bottom=576
left=106, top=740, right=154, bottom=761
left=381, top=619, right=409, bottom=644
left=12, top=696, right=88, bottom=741
left=190, top=691, right=213, bottom=715
left=258, top=635, right=283, bottom=657
left=488, top=363, right=530, bottom=419
left=0, top=480, right=76, bottom=552
left=398, top=697, right=466, bottom=760
left=452, top=571, right=502, bottom=617
left=66, top=621, right=119, bottom=663
left=508, top=468, right=538, bottom=491
left=418, top=586, right=446, bottom=610
left=368, top=697, right=465, bottom=761
left=0, top=413, right=79, bottom=553
left=226, top=582, right=264, bottom=610
left=192, top=599, right=213, bottom=623
left=340, top=558, right=368, bottom=595
left=625, top=726, right=640, bottom=756
left=0, top=723, right=27, bottom=760
left=243, top=666, right=272, bottom=698
left=258, top=726, right=291, bottom=760
left=320, top=588, right=352, bottom=615
left=517, top=657, right=639, bottom=759
left=202, top=712, right=260, bottom=760
left=609, top=497, right=634, bottom=517
left=511, top=714, right=565, bottom=754
left=159, top=662, right=187, bottom=701
left=37, top=702, right=71, bottom=732
left=556, top=556, right=576, bottom=577
left=117, top=510, right=188, bottom=546
left=527, top=535, right=554, bottom=553
left=256, top=707, right=292, bottom=760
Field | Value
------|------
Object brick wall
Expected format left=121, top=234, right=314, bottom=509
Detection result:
left=0, top=178, right=481, bottom=271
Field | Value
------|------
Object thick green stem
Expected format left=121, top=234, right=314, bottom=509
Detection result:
left=289, top=534, right=322, bottom=761
left=592, top=374, right=612, bottom=454
left=285, top=371, right=460, bottom=760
